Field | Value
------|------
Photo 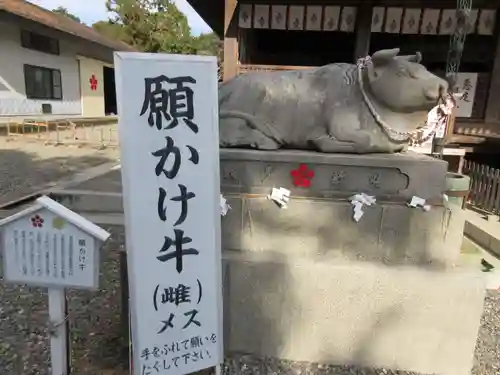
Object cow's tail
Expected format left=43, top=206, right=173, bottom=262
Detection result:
left=219, top=110, right=284, bottom=146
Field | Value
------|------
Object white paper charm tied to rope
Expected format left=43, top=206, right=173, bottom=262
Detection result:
left=220, top=194, right=231, bottom=216
left=268, top=187, right=291, bottom=208
left=407, top=196, right=431, bottom=211
left=349, top=193, right=376, bottom=222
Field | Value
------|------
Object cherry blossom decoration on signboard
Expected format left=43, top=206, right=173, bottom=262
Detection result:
left=30, top=214, right=44, bottom=228
left=291, top=164, right=315, bottom=188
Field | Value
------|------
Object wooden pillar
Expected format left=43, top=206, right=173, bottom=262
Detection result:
left=223, top=0, right=239, bottom=81
left=353, top=3, right=373, bottom=61
left=485, top=17, right=500, bottom=122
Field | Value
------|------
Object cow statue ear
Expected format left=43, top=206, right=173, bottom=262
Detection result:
left=414, top=52, right=422, bottom=63
left=371, top=48, right=400, bottom=66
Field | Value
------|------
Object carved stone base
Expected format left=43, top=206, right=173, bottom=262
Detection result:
left=220, top=149, right=459, bottom=268
left=220, top=149, right=481, bottom=375
left=220, top=149, right=447, bottom=201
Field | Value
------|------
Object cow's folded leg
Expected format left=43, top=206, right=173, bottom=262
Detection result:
left=219, top=118, right=279, bottom=150
left=249, top=130, right=279, bottom=150
left=313, top=136, right=358, bottom=153
left=325, top=113, right=374, bottom=153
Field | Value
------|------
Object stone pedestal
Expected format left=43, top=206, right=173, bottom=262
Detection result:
left=220, top=149, right=485, bottom=375
left=220, top=149, right=461, bottom=268
left=47, top=150, right=485, bottom=375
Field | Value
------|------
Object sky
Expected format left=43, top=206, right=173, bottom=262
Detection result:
left=29, top=0, right=213, bottom=35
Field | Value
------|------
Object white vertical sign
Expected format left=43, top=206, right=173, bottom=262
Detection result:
left=114, top=53, right=223, bottom=375
left=454, top=73, right=478, bottom=118
left=0, top=195, right=110, bottom=375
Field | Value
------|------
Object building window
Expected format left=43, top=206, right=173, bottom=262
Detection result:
left=24, top=65, right=62, bottom=100
left=21, top=30, right=59, bottom=55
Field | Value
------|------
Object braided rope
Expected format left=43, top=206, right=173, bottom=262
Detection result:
left=356, top=57, right=447, bottom=146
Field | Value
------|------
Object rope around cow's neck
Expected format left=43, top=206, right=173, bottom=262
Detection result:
left=356, top=56, right=443, bottom=145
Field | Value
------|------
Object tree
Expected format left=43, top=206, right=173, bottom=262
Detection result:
left=92, top=0, right=223, bottom=74
left=105, top=0, right=196, bottom=53
left=52, top=6, right=81, bottom=23
left=193, top=32, right=222, bottom=58
left=192, top=32, right=223, bottom=79
left=92, top=20, right=126, bottom=41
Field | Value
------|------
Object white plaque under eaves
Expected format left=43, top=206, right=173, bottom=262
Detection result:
left=371, top=7, right=385, bottom=32
left=288, top=5, right=305, bottom=30
left=254, top=5, right=270, bottom=29
left=238, top=4, right=253, bottom=28
left=439, top=9, right=457, bottom=35
left=384, top=8, right=403, bottom=33
left=340, top=6, right=357, bottom=32
left=306, top=6, right=322, bottom=31
left=477, top=9, right=496, bottom=35
left=420, top=9, right=440, bottom=35
left=323, top=6, right=340, bottom=31
left=271, top=5, right=287, bottom=30
left=0, top=195, right=110, bottom=289
left=401, top=8, right=421, bottom=34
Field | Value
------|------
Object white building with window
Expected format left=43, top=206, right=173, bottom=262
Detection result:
left=0, top=0, right=135, bottom=118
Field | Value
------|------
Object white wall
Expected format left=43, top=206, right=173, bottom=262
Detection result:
left=78, top=56, right=107, bottom=117
left=0, top=21, right=81, bottom=116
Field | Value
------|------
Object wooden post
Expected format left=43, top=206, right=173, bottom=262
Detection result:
left=48, top=288, right=69, bottom=375
left=354, top=3, right=373, bottom=61
left=485, top=12, right=500, bottom=123
left=223, top=0, right=238, bottom=81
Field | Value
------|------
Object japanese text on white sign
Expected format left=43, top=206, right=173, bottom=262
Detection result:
left=454, top=73, right=478, bottom=118
left=114, top=53, right=223, bottom=375
left=1, top=208, right=99, bottom=289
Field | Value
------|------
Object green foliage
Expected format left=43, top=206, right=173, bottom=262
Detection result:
left=91, top=0, right=222, bottom=62
left=103, top=0, right=194, bottom=53
left=52, top=6, right=82, bottom=23
left=92, top=20, right=127, bottom=41
left=193, top=32, right=223, bottom=59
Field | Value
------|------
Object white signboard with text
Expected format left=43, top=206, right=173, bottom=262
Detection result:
left=1, top=196, right=110, bottom=375
left=0, top=196, right=107, bottom=289
left=114, top=53, right=223, bottom=375
left=454, top=73, right=478, bottom=118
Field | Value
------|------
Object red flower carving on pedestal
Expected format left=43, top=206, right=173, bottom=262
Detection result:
left=290, top=164, right=315, bottom=188
left=89, top=75, right=98, bottom=91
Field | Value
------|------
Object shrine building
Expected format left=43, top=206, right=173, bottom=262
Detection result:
left=187, top=0, right=500, bottom=155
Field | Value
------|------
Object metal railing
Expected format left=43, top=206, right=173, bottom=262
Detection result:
left=463, top=160, right=500, bottom=213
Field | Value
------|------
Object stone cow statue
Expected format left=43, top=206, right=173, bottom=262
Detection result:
left=218, top=48, right=449, bottom=153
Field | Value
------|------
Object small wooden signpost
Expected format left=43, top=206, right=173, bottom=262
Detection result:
left=0, top=195, right=110, bottom=375
left=114, top=52, right=223, bottom=375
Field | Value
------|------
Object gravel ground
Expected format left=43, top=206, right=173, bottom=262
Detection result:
left=0, top=223, right=498, bottom=375
left=0, top=138, right=118, bottom=205
left=0, top=141, right=498, bottom=374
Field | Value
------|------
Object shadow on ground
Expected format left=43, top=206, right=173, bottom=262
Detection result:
left=0, top=148, right=113, bottom=206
